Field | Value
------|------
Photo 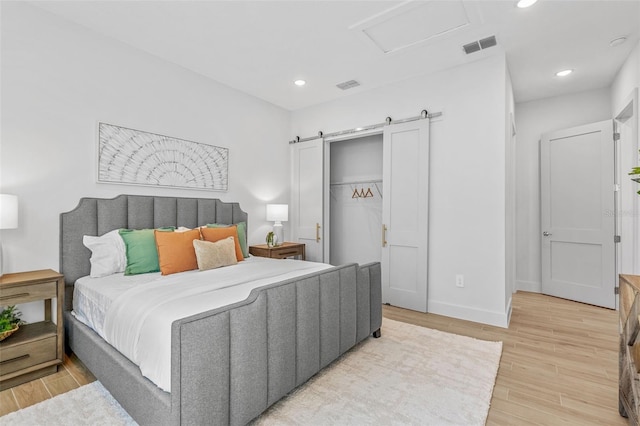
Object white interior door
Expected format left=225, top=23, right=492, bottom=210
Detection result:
left=541, top=120, right=615, bottom=308
left=382, top=120, right=429, bottom=312
left=291, top=138, right=324, bottom=262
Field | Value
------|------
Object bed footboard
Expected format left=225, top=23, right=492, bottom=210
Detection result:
left=171, top=262, right=381, bottom=425
left=64, top=312, right=172, bottom=425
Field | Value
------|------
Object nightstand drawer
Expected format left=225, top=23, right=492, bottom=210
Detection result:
left=0, top=336, right=57, bottom=376
left=272, top=249, right=303, bottom=259
left=0, top=281, right=57, bottom=304
left=249, top=243, right=306, bottom=261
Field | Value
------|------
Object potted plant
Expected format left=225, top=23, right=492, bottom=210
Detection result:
left=630, top=150, right=640, bottom=195
left=266, top=231, right=278, bottom=247
left=0, top=305, right=24, bottom=341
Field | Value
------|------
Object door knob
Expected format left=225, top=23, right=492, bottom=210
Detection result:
left=543, top=231, right=552, bottom=237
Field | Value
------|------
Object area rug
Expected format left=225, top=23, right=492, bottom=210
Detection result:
left=1, top=319, right=502, bottom=426
left=0, top=380, right=135, bottom=425
left=254, top=318, right=502, bottom=425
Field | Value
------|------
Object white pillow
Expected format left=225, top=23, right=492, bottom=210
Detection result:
left=83, top=229, right=127, bottom=278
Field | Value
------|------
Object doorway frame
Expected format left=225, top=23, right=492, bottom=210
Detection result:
left=614, top=88, right=639, bottom=282
left=323, top=128, right=384, bottom=262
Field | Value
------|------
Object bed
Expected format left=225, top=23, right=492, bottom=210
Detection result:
left=60, top=194, right=382, bottom=425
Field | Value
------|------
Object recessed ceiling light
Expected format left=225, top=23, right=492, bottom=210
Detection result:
left=294, top=80, right=306, bottom=86
left=517, top=0, right=538, bottom=8
left=610, top=36, right=627, bottom=47
left=555, top=69, right=573, bottom=77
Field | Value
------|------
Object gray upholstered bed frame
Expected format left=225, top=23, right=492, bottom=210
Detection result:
left=60, top=194, right=382, bottom=425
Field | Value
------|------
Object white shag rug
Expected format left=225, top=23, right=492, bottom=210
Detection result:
left=2, top=319, right=502, bottom=426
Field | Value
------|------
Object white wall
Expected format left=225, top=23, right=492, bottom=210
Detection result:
left=505, top=67, right=516, bottom=319
left=1, top=3, right=291, bottom=318
left=612, top=40, right=639, bottom=114
left=329, top=135, right=383, bottom=185
left=293, top=55, right=511, bottom=327
left=514, top=88, right=612, bottom=292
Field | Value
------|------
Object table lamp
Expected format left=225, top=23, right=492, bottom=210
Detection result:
left=0, top=194, right=19, bottom=276
left=266, top=204, right=288, bottom=246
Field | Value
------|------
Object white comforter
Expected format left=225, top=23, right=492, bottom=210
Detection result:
left=73, top=257, right=331, bottom=392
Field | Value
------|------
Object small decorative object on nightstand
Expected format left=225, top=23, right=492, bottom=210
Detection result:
left=266, top=231, right=277, bottom=248
left=249, top=242, right=305, bottom=261
left=0, top=269, right=64, bottom=390
left=0, top=305, right=24, bottom=342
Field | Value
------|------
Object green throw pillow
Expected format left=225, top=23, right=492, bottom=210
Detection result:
left=119, top=227, right=174, bottom=275
left=206, top=221, right=248, bottom=258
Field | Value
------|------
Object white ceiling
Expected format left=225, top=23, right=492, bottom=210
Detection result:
left=30, top=0, right=640, bottom=111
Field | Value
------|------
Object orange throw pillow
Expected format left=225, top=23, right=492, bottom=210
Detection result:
left=154, top=228, right=201, bottom=275
left=200, top=226, right=244, bottom=262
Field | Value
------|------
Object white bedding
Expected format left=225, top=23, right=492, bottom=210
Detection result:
left=72, top=256, right=332, bottom=392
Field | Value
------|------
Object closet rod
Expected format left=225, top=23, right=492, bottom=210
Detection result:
left=289, top=109, right=442, bottom=144
left=330, top=179, right=383, bottom=186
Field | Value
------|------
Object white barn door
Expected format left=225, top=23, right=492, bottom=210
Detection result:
left=291, top=138, right=324, bottom=262
left=382, top=120, right=429, bottom=311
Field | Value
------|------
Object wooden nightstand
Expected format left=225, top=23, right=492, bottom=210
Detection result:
left=0, top=269, right=64, bottom=390
left=249, top=242, right=306, bottom=261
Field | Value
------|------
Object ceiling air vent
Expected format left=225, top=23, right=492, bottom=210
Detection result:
left=462, top=41, right=481, bottom=55
left=336, top=80, right=361, bottom=90
left=479, top=36, right=497, bottom=49
left=462, top=35, right=497, bottom=55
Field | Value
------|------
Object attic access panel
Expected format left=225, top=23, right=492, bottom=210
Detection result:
left=351, top=0, right=471, bottom=54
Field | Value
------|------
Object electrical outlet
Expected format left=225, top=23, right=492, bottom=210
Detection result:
left=456, top=274, right=464, bottom=288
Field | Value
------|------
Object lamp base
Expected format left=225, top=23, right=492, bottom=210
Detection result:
left=273, top=223, right=284, bottom=247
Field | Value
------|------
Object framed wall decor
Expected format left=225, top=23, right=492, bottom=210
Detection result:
left=97, top=122, right=228, bottom=191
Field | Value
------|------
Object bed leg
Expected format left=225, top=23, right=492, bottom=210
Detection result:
left=373, top=329, right=381, bottom=338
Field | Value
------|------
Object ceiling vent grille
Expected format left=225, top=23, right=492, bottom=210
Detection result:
left=462, top=41, right=481, bottom=55
left=462, top=35, right=497, bottom=55
left=336, top=80, right=361, bottom=90
left=479, top=36, right=497, bottom=49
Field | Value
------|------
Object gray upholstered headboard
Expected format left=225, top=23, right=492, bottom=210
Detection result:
left=59, top=194, right=248, bottom=310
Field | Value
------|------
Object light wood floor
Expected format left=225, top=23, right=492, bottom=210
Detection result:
left=0, top=353, right=96, bottom=416
left=385, top=291, right=626, bottom=425
left=1, top=291, right=628, bottom=425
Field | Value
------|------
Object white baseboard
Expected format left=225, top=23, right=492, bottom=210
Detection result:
left=505, top=296, right=512, bottom=327
left=428, top=300, right=510, bottom=328
left=515, top=280, right=540, bottom=293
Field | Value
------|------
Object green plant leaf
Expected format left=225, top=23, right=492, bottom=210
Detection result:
left=0, top=305, right=25, bottom=332
left=630, top=150, right=640, bottom=196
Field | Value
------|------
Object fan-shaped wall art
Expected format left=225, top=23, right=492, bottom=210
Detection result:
left=97, top=123, right=228, bottom=191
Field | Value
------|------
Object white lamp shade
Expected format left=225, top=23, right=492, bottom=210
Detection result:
left=0, top=194, right=18, bottom=229
left=266, top=204, right=288, bottom=222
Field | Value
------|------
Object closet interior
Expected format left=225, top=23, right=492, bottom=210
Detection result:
left=329, top=134, right=383, bottom=266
